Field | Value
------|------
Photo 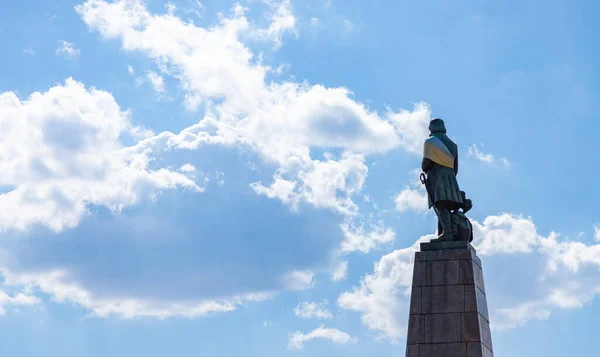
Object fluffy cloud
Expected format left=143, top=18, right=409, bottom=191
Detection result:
left=0, top=78, right=198, bottom=232
left=294, top=300, right=332, bottom=319
left=253, top=0, right=297, bottom=49
left=146, top=71, right=166, bottom=94
left=75, top=0, right=430, bottom=218
left=471, top=213, right=541, bottom=255
left=394, top=169, right=429, bottom=214
left=340, top=219, right=395, bottom=253
left=56, top=40, right=80, bottom=58
left=0, top=289, right=40, bottom=315
left=282, top=270, right=315, bottom=291
left=0, top=268, right=272, bottom=319
left=386, top=102, right=431, bottom=154
left=330, top=260, right=348, bottom=281
left=395, top=186, right=427, bottom=213
left=467, top=144, right=494, bottom=164
left=339, top=211, right=600, bottom=336
left=288, top=326, right=356, bottom=349
left=338, top=235, right=431, bottom=341
left=467, top=144, right=510, bottom=168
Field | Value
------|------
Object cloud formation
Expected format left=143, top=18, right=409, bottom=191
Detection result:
left=294, top=300, right=332, bottom=319
left=288, top=326, right=355, bottom=349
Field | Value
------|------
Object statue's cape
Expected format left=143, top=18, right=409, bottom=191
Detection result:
left=423, top=136, right=454, bottom=168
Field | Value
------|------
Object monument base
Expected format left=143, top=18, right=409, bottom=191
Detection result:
left=405, top=242, right=493, bottom=357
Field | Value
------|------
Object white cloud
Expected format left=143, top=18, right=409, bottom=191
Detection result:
left=0, top=268, right=273, bottom=319
left=288, top=326, right=355, bottom=349
left=471, top=214, right=541, bottom=255
left=23, top=47, right=35, bottom=56
left=386, top=102, right=431, bottom=154
left=501, top=157, right=511, bottom=169
left=146, top=71, right=165, bottom=94
left=339, top=212, right=600, bottom=335
left=254, top=0, right=297, bottom=49
left=56, top=40, right=81, bottom=59
left=395, top=186, right=427, bottom=214
left=75, top=0, right=429, bottom=219
left=594, top=225, right=600, bottom=241
left=395, top=168, right=429, bottom=214
left=127, top=64, right=135, bottom=75
left=467, top=144, right=494, bottom=164
left=340, top=219, right=395, bottom=253
left=0, top=78, right=199, bottom=232
left=331, top=260, right=348, bottom=281
left=337, top=235, right=430, bottom=341
left=538, top=232, right=600, bottom=273
left=0, top=289, right=40, bottom=315
left=294, top=300, right=332, bottom=319
left=179, top=164, right=196, bottom=173
left=282, top=270, right=314, bottom=291
left=310, top=18, right=319, bottom=27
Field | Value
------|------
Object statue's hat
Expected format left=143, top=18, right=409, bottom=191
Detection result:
left=429, top=118, right=446, bottom=134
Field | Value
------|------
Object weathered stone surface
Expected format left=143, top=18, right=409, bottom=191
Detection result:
left=405, top=344, right=419, bottom=357
left=467, top=342, right=485, bottom=357
left=420, top=343, right=465, bottom=357
left=479, top=314, right=493, bottom=351
left=459, top=260, right=474, bottom=284
left=421, top=240, right=470, bottom=251
left=462, top=312, right=481, bottom=342
left=405, top=246, right=493, bottom=357
left=473, top=262, right=486, bottom=293
left=476, top=287, right=489, bottom=322
left=415, top=245, right=481, bottom=267
left=424, top=313, right=461, bottom=343
left=410, top=287, right=422, bottom=314
left=422, top=285, right=464, bottom=314
left=407, top=315, right=424, bottom=344
left=464, top=285, right=477, bottom=312
left=413, top=261, right=427, bottom=287
left=431, top=260, right=459, bottom=285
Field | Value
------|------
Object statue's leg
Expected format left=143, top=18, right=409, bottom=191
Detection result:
left=435, top=201, right=453, bottom=241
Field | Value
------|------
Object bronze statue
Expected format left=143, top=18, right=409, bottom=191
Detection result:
left=421, top=118, right=473, bottom=242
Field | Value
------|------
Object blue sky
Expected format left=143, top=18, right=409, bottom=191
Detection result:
left=0, top=0, right=599, bottom=356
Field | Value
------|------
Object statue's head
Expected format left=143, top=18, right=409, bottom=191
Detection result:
left=429, top=118, right=447, bottom=135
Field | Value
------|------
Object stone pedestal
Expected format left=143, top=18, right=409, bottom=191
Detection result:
left=405, top=241, right=493, bottom=357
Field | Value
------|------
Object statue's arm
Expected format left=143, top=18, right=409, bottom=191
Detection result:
left=422, top=158, right=433, bottom=172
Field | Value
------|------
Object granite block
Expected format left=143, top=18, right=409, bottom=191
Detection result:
left=420, top=343, right=465, bottom=357
left=479, top=314, right=493, bottom=351
left=415, top=247, right=480, bottom=263
left=462, top=312, right=481, bottom=342
left=476, top=286, right=489, bottom=322
left=431, top=259, right=459, bottom=285
left=406, top=242, right=493, bottom=357
left=473, top=262, right=486, bottom=293
left=421, top=240, right=471, bottom=251
left=464, top=285, right=477, bottom=312
left=405, top=344, right=419, bottom=357
left=410, top=287, right=422, bottom=314
left=424, top=313, right=461, bottom=343
left=422, top=285, right=464, bottom=314
left=467, top=342, right=484, bottom=357
left=407, top=315, right=424, bottom=344
left=459, top=260, right=475, bottom=284
left=413, top=261, right=427, bottom=287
